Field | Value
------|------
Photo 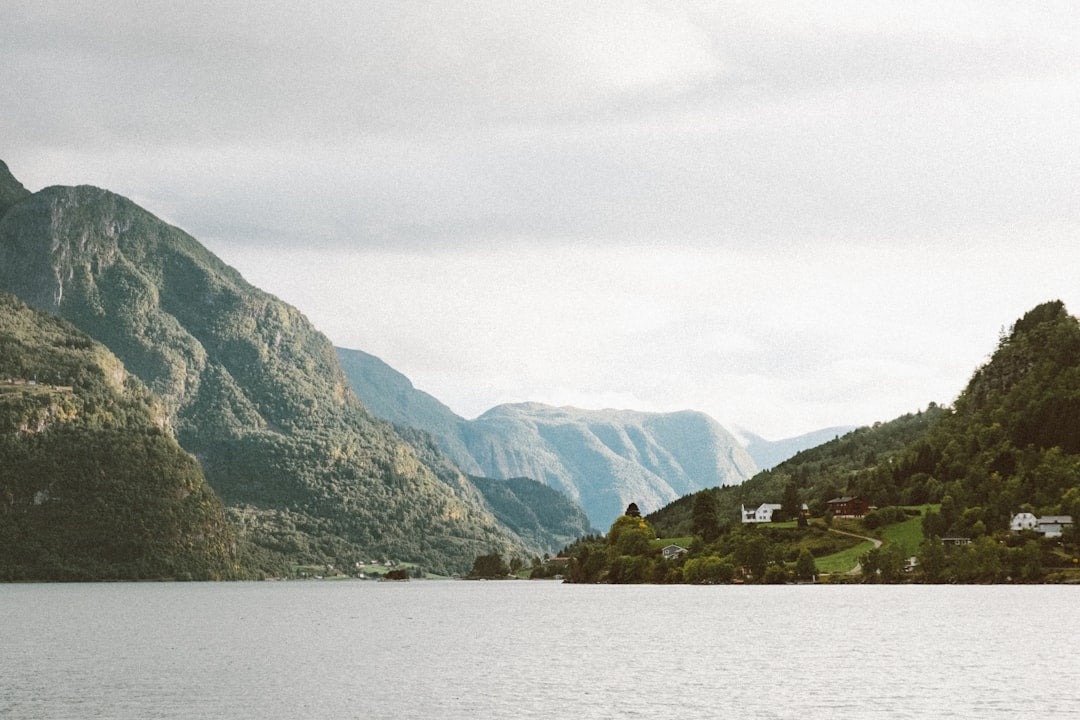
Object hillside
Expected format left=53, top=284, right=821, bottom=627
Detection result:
left=0, top=292, right=239, bottom=580
left=648, top=407, right=944, bottom=537
left=335, top=347, right=481, bottom=474
left=651, top=300, right=1080, bottom=548
left=0, top=163, right=533, bottom=574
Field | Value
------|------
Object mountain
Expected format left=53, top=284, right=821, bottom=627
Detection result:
left=0, top=291, right=239, bottom=580
left=0, top=160, right=31, bottom=218
left=335, top=347, right=481, bottom=474
left=739, top=425, right=856, bottom=470
left=648, top=407, right=944, bottom=537
left=336, top=348, right=758, bottom=528
left=0, top=163, right=534, bottom=574
left=651, top=300, right=1080, bottom=545
left=465, top=404, right=758, bottom=527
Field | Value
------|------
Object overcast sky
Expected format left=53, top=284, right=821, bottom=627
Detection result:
left=5, top=2, right=1080, bottom=439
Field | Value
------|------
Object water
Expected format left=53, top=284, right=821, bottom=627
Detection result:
left=1, top=581, right=1076, bottom=719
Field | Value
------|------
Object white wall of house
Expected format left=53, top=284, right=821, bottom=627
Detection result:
left=741, top=503, right=782, bottom=523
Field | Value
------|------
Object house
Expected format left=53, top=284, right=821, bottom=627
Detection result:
left=1010, top=512, right=1074, bottom=537
left=661, top=544, right=688, bottom=560
left=741, top=503, right=782, bottom=523
left=942, top=537, right=971, bottom=546
left=1035, top=515, right=1074, bottom=538
left=1010, top=512, right=1038, bottom=532
left=826, top=496, right=869, bottom=518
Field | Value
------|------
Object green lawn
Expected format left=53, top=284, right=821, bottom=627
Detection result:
left=650, top=537, right=694, bottom=550
left=815, top=540, right=876, bottom=574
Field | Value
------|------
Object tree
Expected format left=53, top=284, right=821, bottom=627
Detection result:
left=795, top=549, right=817, bottom=581
left=467, top=552, right=509, bottom=579
left=625, top=502, right=642, bottom=518
left=916, top=538, right=947, bottom=582
left=607, top=514, right=656, bottom=556
left=691, top=490, right=720, bottom=542
left=921, top=509, right=946, bottom=539
left=733, top=533, right=768, bottom=580
left=860, top=545, right=905, bottom=583
left=780, top=480, right=801, bottom=524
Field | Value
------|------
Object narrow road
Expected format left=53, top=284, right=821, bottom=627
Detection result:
left=827, top=527, right=882, bottom=575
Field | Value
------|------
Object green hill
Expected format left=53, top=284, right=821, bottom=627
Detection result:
left=0, top=164, right=532, bottom=575
left=648, top=406, right=944, bottom=537
left=0, top=292, right=239, bottom=580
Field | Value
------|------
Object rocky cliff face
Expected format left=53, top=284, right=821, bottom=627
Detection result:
left=0, top=163, right=533, bottom=573
left=337, top=348, right=761, bottom=528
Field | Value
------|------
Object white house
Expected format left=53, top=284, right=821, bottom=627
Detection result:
left=1011, top=512, right=1074, bottom=537
left=741, top=503, right=782, bottom=524
left=1010, top=512, right=1038, bottom=532
left=1035, top=515, right=1074, bottom=538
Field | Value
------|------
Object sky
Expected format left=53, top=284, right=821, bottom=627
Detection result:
left=4, top=2, right=1080, bottom=439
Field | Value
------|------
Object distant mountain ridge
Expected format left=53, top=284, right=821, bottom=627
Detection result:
left=336, top=347, right=770, bottom=527
left=740, top=426, right=856, bottom=471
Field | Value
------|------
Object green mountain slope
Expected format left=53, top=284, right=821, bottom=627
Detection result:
left=0, top=165, right=530, bottom=574
left=0, top=292, right=239, bottom=580
left=648, top=407, right=944, bottom=536
left=650, top=300, right=1080, bottom=544
left=887, top=301, right=1080, bottom=534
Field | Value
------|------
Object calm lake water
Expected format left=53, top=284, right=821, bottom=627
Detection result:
left=1, top=581, right=1076, bottom=719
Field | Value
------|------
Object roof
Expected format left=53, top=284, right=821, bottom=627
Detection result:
left=826, top=496, right=858, bottom=504
left=1038, top=516, right=1073, bottom=524
left=662, top=544, right=687, bottom=552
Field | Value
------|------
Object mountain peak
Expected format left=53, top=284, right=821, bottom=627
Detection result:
left=0, top=160, right=32, bottom=218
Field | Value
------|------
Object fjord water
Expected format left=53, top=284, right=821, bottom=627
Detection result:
left=2, top=582, right=1075, bottom=719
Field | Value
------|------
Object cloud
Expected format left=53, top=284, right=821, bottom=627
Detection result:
left=4, top=3, right=1080, bottom=437
left=5, top=2, right=1079, bottom=253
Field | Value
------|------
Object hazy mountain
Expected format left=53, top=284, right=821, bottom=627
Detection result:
left=0, top=163, right=533, bottom=574
left=335, top=347, right=481, bottom=474
left=739, top=426, right=856, bottom=471
left=337, top=347, right=758, bottom=528
left=0, top=291, right=239, bottom=581
left=464, top=403, right=757, bottom=527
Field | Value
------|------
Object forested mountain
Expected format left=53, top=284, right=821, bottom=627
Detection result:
left=337, top=349, right=760, bottom=528
left=651, top=300, right=1080, bottom=544
left=0, top=162, right=535, bottom=574
left=0, top=292, right=239, bottom=580
left=648, top=406, right=944, bottom=537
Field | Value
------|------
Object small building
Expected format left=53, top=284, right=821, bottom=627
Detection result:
left=1035, top=515, right=1074, bottom=538
left=942, top=537, right=971, bottom=546
left=661, top=544, right=688, bottom=560
left=826, top=496, right=869, bottom=518
left=1010, top=512, right=1038, bottom=532
left=741, top=503, right=782, bottom=523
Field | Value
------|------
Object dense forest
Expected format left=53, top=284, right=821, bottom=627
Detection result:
left=0, top=292, right=241, bottom=580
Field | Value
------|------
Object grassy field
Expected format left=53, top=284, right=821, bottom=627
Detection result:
left=815, top=540, right=876, bottom=574
left=650, top=537, right=694, bottom=550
